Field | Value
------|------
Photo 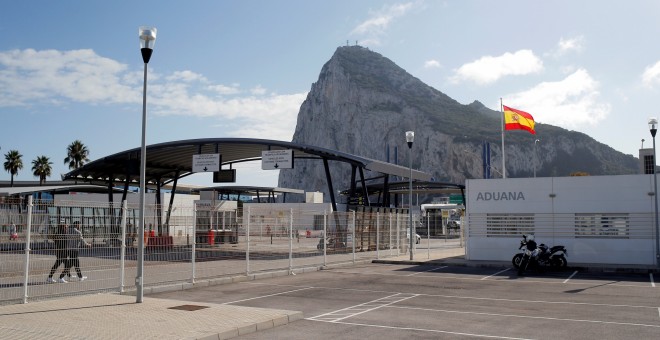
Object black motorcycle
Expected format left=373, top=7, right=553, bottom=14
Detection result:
left=513, top=235, right=567, bottom=275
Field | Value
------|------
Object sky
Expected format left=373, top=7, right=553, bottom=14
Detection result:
left=3, top=0, right=660, bottom=187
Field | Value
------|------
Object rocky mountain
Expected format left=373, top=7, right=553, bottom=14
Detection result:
left=278, top=46, right=639, bottom=203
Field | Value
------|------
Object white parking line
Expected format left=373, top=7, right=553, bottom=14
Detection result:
left=222, top=287, right=314, bottom=305
left=308, top=293, right=417, bottom=322
left=246, top=281, right=657, bottom=310
left=407, top=266, right=447, bottom=276
left=308, top=319, right=534, bottom=340
left=481, top=268, right=510, bottom=280
left=651, top=273, right=655, bottom=288
left=563, top=270, right=578, bottom=283
left=389, top=305, right=660, bottom=329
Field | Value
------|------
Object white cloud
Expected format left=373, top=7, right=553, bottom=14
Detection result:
left=228, top=93, right=307, bottom=141
left=451, top=50, right=543, bottom=85
left=250, top=85, right=267, bottom=95
left=0, top=48, right=307, bottom=141
left=642, top=60, right=660, bottom=87
left=351, top=3, right=413, bottom=35
left=423, top=59, right=441, bottom=69
left=350, top=2, right=416, bottom=46
left=0, top=48, right=136, bottom=106
left=503, top=69, right=609, bottom=127
left=208, top=84, right=241, bottom=95
left=166, top=70, right=207, bottom=82
left=555, top=36, right=585, bottom=56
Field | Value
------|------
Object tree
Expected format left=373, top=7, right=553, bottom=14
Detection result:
left=3, top=150, right=23, bottom=187
left=32, top=155, right=53, bottom=186
left=64, top=140, right=90, bottom=170
left=570, top=171, right=590, bottom=176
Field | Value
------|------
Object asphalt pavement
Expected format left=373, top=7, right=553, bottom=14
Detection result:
left=0, top=246, right=657, bottom=339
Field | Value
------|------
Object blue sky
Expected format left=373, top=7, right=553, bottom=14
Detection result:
left=3, top=0, right=660, bottom=186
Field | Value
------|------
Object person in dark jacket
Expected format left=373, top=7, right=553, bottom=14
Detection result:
left=61, top=221, right=90, bottom=281
left=46, top=220, right=69, bottom=283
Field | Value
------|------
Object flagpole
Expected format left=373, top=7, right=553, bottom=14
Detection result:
left=500, top=98, right=506, bottom=179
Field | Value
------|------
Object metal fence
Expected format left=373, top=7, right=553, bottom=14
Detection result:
left=0, top=198, right=460, bottom=305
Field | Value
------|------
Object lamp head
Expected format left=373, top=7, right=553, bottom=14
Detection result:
left=405, top=131, right=414, bottom=148
left=139, top=26, right=157, bottom=63
left=650, top=117, right=658, bottom=138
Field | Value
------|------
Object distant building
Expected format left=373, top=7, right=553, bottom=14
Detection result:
left=639, top=148, right=655, bottom=174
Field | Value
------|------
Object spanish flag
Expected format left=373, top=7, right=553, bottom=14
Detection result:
left=503, top=105, right=535, bottom=135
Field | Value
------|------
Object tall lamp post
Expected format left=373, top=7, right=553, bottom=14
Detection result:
left=137, top=26, right=156, bottom=303
left=534, top=139, right=540, bottom=178
left=650, top=118, right=660, bottom=268
left=405, top=131, right=414, bottom=260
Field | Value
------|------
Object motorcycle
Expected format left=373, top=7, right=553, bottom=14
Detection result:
left=512, top=235, right=567, bottom=275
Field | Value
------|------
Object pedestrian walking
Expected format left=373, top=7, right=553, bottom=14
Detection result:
left=62, top=221, right=90, bottom=281
left=46, top=220, right=69, bottom=283
left=9, top=223, right=18, bottom=241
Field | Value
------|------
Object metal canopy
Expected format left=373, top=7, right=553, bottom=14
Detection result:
left=62, top=138, right=431, bottom=186
left=0, top=184, right=125, bottom=197
left=199, top=186, right=305, bottom=196
left=341, top=181, right=465, bottom=195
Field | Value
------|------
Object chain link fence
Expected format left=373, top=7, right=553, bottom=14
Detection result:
left=0, top=197, right=459, bottom=305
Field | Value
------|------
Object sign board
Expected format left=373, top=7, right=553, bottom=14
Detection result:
left=449, top=194, right=464, bottom=204
left=213, top=169, right=236, bottom=183
left=192, top=154, right=220, bottom=173
left=261, top=149, right=294, bottom=170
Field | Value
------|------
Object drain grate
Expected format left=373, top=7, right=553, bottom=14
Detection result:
left=168, top=304, right=210, bottom=311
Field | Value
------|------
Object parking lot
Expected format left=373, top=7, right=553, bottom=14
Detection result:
left=152, top=263, right=659, bottom=340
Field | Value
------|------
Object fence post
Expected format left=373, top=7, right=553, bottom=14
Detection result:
left=389, top=212, right=393, bottom=256
left=323, top=210, right=327, bottom=267
left=120, top=200, right=127, bottom=293
left=191, top=204, right=197, bottom=284
left=352, top=210, right=356, bottom=264
left=246, top=206, right=250, bottom=276
left=427, top=211, right=430, bottom=259
left=22, top=196, right=33, bottom=304
left=289, top=209, right=293, bottom=275
left=376, top=211, right=380, bottom=260
left=396, top=212, right=401, bottom=255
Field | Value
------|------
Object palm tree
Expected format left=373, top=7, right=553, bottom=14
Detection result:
left=32, top=156, right=53, bottom=186
left=64, top=140, right=90, bottom=170
left=3, top=150, right=23, bottom=187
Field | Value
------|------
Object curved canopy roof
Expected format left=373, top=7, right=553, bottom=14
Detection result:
left=63, top=138, right=431, bottom=187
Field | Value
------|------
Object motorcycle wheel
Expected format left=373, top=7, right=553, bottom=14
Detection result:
left=512, top=254, right=523, bottom=269
left=554, top=256, right=567, bottom=268
left=517, top=256, right=527, bottom=276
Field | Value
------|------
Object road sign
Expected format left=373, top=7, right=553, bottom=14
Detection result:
left=192, top=154, right=220, bottom=173
left=261, top=149, right=293, bottom=170
left=213, top=169, right=236, bottom=183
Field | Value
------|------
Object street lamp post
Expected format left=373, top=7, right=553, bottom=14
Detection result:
left=405, top=131, right=414, bottom=260
left=534, top=139, right=540, bottom=178
left=649, top=118, right=660, bottom=268
left=137, top=26, right=156, bottom=303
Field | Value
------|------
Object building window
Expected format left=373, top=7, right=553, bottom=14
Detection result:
left=575, top=213, right=629, bottom=238
left=485, top=213, right=534, bottom=237
left=644, top=155, right=655, bottom=175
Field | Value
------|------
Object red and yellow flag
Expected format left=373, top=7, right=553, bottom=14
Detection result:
left=503, top=105, right=535, bottom=135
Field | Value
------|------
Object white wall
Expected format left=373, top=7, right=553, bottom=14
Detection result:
left=466, top=175, right=658, bottom=265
